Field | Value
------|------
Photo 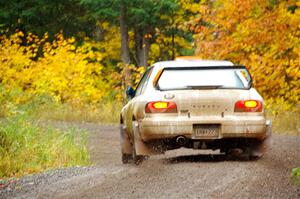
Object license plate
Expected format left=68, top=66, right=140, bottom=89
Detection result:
left=193, top=124, right=220, bottom=138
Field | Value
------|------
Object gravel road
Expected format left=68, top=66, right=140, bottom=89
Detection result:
left=1, top=122, right=300, bottom=199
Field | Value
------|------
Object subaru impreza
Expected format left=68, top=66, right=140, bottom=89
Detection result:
left=120, top=59, right=272, bottom=164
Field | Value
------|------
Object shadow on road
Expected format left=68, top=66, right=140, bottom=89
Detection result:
left=164, top=153, right=256, bottom=164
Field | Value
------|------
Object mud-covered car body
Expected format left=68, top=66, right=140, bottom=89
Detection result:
left=120, top=60, right=272, bottom=164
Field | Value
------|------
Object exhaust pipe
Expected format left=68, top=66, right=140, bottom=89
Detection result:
left=176, top=136, right=186, bottom=146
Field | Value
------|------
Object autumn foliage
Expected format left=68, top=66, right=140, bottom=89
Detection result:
left=0, top=31, right=123, bottom=108
left=194, top=0, right=300, bottom=110
left=0, top=0, right=299, bottom=114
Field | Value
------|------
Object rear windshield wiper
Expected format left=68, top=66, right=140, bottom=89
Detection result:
left=185, top=85, right=224, bottom=89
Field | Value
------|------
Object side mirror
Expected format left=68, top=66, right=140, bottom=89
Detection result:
left=126, top=86, right=135, bottom=99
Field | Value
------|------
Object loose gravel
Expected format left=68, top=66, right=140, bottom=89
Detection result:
left=1, top=123, right=300, bottom=199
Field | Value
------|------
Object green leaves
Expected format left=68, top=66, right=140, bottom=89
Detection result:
left=0, top=0, right=95, bottom=37
left=291, top=167, right=300, bottom=186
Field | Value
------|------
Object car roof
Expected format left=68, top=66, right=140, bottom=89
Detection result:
left=153, top=60, right=234, bottom=70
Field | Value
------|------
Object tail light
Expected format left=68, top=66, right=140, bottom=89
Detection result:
left=145, top=101, right=177, bottom=113
left=234, top=100, right=263, bottom=112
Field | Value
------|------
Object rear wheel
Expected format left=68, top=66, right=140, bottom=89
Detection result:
left=244, top=121, right=272, bottom=160
left=244, top=138, right=269, bottom=160
left=122, top=153, right=133, bottom=164
left=224, top=144, right=263, bottom=160
left=132, top=143, right=148, bottom=165
left=243, top=147, right=261, bottom=160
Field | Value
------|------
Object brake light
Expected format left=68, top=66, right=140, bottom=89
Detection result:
left=234, top=100, right=262, bottom=112
left=145, top=101, right=177, bottom=113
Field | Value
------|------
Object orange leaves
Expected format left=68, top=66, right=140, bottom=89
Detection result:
left=194, top=0, right=300, bottom=109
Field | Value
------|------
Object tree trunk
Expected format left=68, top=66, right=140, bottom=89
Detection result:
left=120, top=2, right=131, bottom=87
left=171, top=10, right=175, bottom=60
left=142, top=35, right=150, bottom=69
left=134, top=28, right=150, bottom=69
left=134, top=28, right=143, bottom=66
left=171, top=30, right=175, bottom=60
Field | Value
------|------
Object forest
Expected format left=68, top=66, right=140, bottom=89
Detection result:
left=0, top=0, right=299, bottom=181
left=0, top=0, right=299, bottom=111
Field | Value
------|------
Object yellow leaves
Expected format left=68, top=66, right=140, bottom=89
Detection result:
left=0, top=31, right=113, bottom=106
left=179, top=0, right=201, bottom=14
left=132, top=66, right=145, bottom=85
left=17, top=31, right=24, bottom=37
left=68, top=37, right=75, bottom=44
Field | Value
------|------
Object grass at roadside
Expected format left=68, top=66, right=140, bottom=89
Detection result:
left=0, top=116, right=90, bottom=178
left=268, top=111, right=300, bottom=135
left=0, top=92, right=119, bottom=178
left=291, top=167, right=300, bottom=186
left=34, top=101, right=123, bottom=124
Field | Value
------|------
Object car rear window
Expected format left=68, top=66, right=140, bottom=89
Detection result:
left=157, top=67, right=251, bottom=90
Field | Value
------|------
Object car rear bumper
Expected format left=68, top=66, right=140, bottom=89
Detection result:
left=139, top=116, right=269, bottom=141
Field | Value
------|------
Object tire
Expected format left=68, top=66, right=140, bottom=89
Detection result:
left=132, top=142, right=148, bottom=165
left=245, top=140, right=266, bottom=160
left=224, top=148, right=245, bottom=160
left=122, top=153, right=133, bottom=164
left=243, top=147, right=260, bottom=160
left=224, top=145, right=263, bottom=160
left=248, top=120, right=272, bottom=159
